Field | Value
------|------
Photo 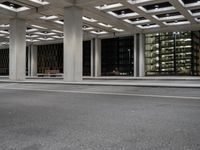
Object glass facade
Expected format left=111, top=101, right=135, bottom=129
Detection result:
left=145, top=31, right=200, bottom=76
left=37, top=44, right=64, bottom=74
left=101, top=36, right=134, bottom=76
left=0, top=32, right=199, bottom=77
left=37, top=41, right=91, bottom=76
left=0, top=49, right=9, bottom=75
left=83, top=41, right=91, bottom=76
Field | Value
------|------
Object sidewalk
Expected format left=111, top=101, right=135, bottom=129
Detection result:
left=0, top=76, right=200, bottom=88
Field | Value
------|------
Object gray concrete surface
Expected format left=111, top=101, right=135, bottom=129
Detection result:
left=0, top=83, right=200, bottom=150
left=1, top=77, right=200, bottom=88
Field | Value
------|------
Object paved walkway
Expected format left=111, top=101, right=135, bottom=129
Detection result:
left=0, top=76, right=200, bottom=88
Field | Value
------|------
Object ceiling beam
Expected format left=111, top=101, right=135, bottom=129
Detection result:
left=169, top=0, right=197, bottom=24
left=83, top=6, right=142, bottom=33
left=143, top=23, right=200, bottom=33
left=120, top=1, right=165, bottom=27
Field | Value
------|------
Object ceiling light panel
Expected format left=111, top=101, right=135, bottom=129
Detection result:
left=26, top=39, right=39, bottom=42
left=108, top=8, right=139, bottom=18
left=98, top=23, right=112, bottom=28
left=153, top=12, right=184, bottom=21
left=26, top=27, right=38, bottom=33
left=180, top=0, right=200, bottom=7
left=26, top=34, right=39, bottom=38
left=127, top=0, right=154, bottom=5
left=195, top=17, right=200, bottom=22
left=29, top=0, right=49, bottom=5
left=90, top=30, right=108, bottom=35
left=0, top=30, right=9, bottom=34
left=124, top=17, right=150, bottom=24
left=52, top=35, right=64, bottom=39
left=38, top=37, right=54, bottom=41
left=34, top=31, right=56, bottom=36
left=0, top=1, right=29, bottom=12
left=139, top=2, right=175, bottom=13
left=112, top=28, right=124, bottom=32
left=40, top=15, right=59, bottom=20
left=0, top=24, right=9, bottom=28
left=51, top=30, right=63, bottom=33
left=82, top=16, right=97, bottom=22
left=95, top=3, right=123, bottom=10
left=189, top=8, right=200, bottom=16
left=54, top=20, right=64, bottom=25
left=163, top=19, right=190, bottom=25
left=137, top=23, right=160, bottom=29
left=82, top=25, right=94, bottom=30
left=31, top=25, right=47, bottom=29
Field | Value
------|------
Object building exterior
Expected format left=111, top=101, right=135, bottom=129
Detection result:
left=0, top=0, right=200, bottom=81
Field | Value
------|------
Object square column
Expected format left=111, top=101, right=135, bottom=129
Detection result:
left=27, top=46, right=31, bottom=76
left=139, top=33, right=145, bottom=77
left=91, top=39, right=95, bottom=77
left=31, top=45, right=38, bottom=77
left=9, top=19, right=26, bottom=81
left=134, top=34, right=139, bottom=77
left=94, top=38, right=101, bottom=77
left=64, top=7, right=83, bottom=82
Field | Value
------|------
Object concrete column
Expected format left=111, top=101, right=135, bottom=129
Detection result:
left=139, top=33, right=145, bottom=77
left=27, top=46, right=31, bottom=76
left=30, top=45, right=37, bottom=76
left=90, top=39, right=95, bottom=77
left=9, top=18, right=26, bottom=81
left=64, top=7, right=83, bottom=82
left=94, top=38, right=101, bottom=77
left=134, top=34, right=139, bottom=77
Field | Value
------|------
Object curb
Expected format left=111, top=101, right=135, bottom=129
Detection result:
left=0, top=80, right=200, bottom=88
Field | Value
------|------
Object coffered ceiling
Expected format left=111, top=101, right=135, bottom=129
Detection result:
left=0, top=0, right=200, bottom=47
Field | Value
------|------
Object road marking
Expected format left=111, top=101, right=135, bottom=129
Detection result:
left=0, top=86, right=200, bottom=100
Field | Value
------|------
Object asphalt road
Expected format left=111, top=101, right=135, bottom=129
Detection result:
left=0, top=83, right=200, bottom=150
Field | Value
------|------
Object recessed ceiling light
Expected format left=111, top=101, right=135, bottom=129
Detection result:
left=90, top=30, right=108, bottom=35
left=26, top=28, right=38, bottom=32
left=52, top=35, right=63, bottom=39
left=98, top=23, right=112, bottom=28
left=82, top=25, right=94, bottom=30
left=0, top=30, right=9, bottom=34
left=112, top=28, right=124, bottom=32
left=38, top=37, right=54, bottom=41
left=29, top=0, right=49, bottom=5
left=0, top=2, right=29, bottom=12
left=51, top=30, right=63, bottom=33
left=0, top=24, right=9, bottom=28
left=40, top=15, right=58, bottom=20
left=137, top=24, right=160, bottom=29
left=26, top=39, right=39, bottom=42
left=54, top=20, right=64, bottom=25
left=26, top=34, right=39, bottom=38
left=34, top=32, right=56, bottom=36
left=31, top=25, right=47, bottom=29
left=95, top=3, right=123, bottom=10
left=127, top=0, right=153, bottom=4
left=82, top=16, right=97, bottom=22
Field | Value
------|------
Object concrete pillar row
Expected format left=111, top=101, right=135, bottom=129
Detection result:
left=134, top=33, right=145, bottom=77
left=94, top=38, right=101, bottom=77
left=9, top=18, right=26, bottom=81
left=90, top=39, right=95, bottom=77
left=30, top=45, right=38, bottom=77
left=64, top=7, right=83, bottom=82
left=139, top=33, right=145, bottom=77
left=134, top=34, right=139, bottom=77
